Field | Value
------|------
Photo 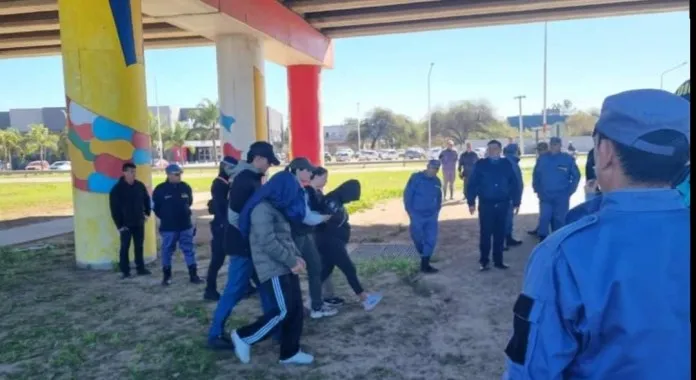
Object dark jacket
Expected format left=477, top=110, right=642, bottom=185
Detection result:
left=226, top=162, right=264, bottom=257
left=466, top=158, right=522, bottom=207
left=152, top=181, right=193, bottom=232
left=458, top=151, right=479, bottom=177
left=586, top=148, right=596, bottom=181
left=108, top=177, right=151, bottom=229
left=209, top=168, right=230, bottom=228
left=312, top=180, right=361, bottom=245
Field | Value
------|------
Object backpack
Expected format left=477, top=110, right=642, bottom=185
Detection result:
left=207, top=176, right=229, bottom=215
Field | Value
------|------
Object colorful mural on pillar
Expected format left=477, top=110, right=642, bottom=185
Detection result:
left=59, top=0, right=155, bottom=268
left=220, top=112, right=242, bottom=159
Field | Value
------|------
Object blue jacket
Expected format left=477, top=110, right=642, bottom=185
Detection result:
left=506, top=155, right=524, bottom=199
left=403, top=171, right=442, bottom=218
left=503, top=189, right=690, bottom=380
left=466, top=158, right=522, bottom=207
left=238, top=171, right=306, bottom=238
left=152, top=181, right=193, bottom=232
left=532, top=152, right=580, bottom=199
left=565, top=195, right=602, bottom=224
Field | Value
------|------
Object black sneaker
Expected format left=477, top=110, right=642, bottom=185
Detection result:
left=136, top=268, right=152, bottom=276
left=479, top=264, right=490, bottom=272
left=506, top=236, right=523, bottom=247
left=420, top=265, right=439, bottom=274
left=121, top=272, right=132, bottom=279
left=204, top=289, right=221, bottom=302
left=494, top=263, right=510, bottom=270
left=207, top=335, right=234, bottom=350
left=527, top=229, right=538, bottom=236
left=323, top=297, right=345, bottom=307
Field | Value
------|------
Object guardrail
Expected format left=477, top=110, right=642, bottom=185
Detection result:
left=0, top=153, right=587, bottom=176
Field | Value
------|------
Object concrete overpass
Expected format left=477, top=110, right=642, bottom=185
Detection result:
left=0, top=0, right=687, bottom=268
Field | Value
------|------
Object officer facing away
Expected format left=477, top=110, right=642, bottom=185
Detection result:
left=403, top=160, right=443, bottom=273
left=466, top=140, right=521, bottom=271
left=152, top=164, right=202, bottom=286
left=531, top=136, right=580, bottom=240
left=503, top=89, right=691, bottom=379
left=527, top=142, right=549, bottom=236
left=502, top=144, right=523, bottom=250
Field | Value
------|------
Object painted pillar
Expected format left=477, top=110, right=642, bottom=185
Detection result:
left=288, top=65, right=323, bottom=165
left=59, top=0, right=155, bottom=268
left=216, top=35, right=267, bottom=160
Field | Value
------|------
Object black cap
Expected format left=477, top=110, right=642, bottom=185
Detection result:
left=247, top=141, right=280, bottom=166
left=287, top=157, right=316, bottom=172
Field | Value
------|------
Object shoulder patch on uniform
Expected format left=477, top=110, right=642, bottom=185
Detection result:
left=505, top=294, right=536, bottom=365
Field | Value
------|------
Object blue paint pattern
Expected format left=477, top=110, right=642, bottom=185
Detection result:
left=132, top=149, right=151, bottom=165
left=93, top=117, right=135, bottom=141
left=87, top=172, right=120, bottom=194
left=220, top=113, right=236, bottom=133
left=109, top=0, right=137, bottom=66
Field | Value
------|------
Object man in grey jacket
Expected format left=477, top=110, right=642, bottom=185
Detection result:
left=231, top=171, right=314, bottom=365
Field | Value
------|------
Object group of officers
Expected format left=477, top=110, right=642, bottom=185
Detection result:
left=109, top=87, right=689, bottom=375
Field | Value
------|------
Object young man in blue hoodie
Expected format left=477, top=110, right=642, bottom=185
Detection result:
left=404, top=160, right=443, bottom=273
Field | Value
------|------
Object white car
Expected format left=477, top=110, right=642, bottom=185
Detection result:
left=49, top=161, right=71, bottom=171
left=428, top=147, right=442, bottom=160
left=380, top=149, right=399, bottom=160
left=357, top=150, right=379, bottom=161
left=335, top=150, right=352, bottom=162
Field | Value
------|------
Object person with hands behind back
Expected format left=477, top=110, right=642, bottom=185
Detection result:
left=109, top=162, right=152, bottom=279
left=466, top=140, right=522, bottom=271
left=232, top=170, right=315, bottom=365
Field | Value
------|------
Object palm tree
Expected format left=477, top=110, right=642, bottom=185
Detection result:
left=56, top=127, right=70, bottom=160
left=188, top=98, right=219, bottom=160
left=0, top=128, right=24, bottom=169
left=162, top=122, right=195, bottom=162
left=148, top=112, right=166, bottom=161
left=23, top=124, right=59, bottom=168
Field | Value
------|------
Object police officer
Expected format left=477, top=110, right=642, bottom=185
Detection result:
left=532, top=136, right=580, bottom=240
left=527, top=141, right=549, bottom=236
left=152, top=164, right=202, bottom=286
left=466, top=140, right=521, bottom=271
left=403, top=160, right=443, bottom=273
left=502, top=89, right=690, bottom=379
left=502, top=144, right=523, bottom=250
left=203, top=156, right=238, bottom=301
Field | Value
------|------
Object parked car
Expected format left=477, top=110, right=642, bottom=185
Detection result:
left=380, top=149, right=399, bottom=160
left=335, top=150, right=352, bottom=162
left=404, top=148, right=425, bottom=160
left=474, top=147, right=487, bottom=158
left=428, top=147, right=442, bottom=160
left=357, top=150, right=379, bottom=161
left=24, top=160, right=50, bottom=171
left=49, top=161, right=72, bottom=171
left=396, top=149, right=406, bottom=158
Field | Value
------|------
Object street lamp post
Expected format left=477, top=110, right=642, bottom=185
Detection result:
left=154, top=76, right=164, bottom=161
left=356, top=102, right=361, bottom=151
left=542, top=21, right=548, bottom=138
left=427, top=62, right=434, bottom=151
left=660, top=61, right=688, bottom=89
left=514, top=95, right=526, bottom=155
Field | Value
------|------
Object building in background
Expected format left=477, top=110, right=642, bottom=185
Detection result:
left=324, top=124, right=351, bottom=153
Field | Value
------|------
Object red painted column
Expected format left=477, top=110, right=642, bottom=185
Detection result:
left=288, top=65, right=323, bottom=165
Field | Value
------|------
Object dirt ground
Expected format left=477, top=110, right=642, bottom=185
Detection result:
left=0, top=197, right=540, bottom=380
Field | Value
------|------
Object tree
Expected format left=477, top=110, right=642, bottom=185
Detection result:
left=148, top=112, right=166, bottom=160
left=23, top=124, right=59, bottom=165
left=344, top=108, right=415, bottom=149
left=431, top=100, right=496, bottom=145
left=162, top=122, right=192, bottom=151
left=0, top=128, right=23, bottom=169
left=565, top=111, right=598, bottom=136
left=56, top=127, right=70, bottom=160
left=188, top=98, right=219, bottom=160
left=549, top=99, right=576, bottom=115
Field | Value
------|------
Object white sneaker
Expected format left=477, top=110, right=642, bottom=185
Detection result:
left=230, top=330, right=251, bottom=364
left=362, top=292, right=383, bottom=311
left=310, top=305, right=338, bottom=319
left=280, top=351, right=314, bottom=365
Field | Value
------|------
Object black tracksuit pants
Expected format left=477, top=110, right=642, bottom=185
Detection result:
left=478, top=200, right=509, bottom=266
left=236, top=273, right=304, bottom=360
left=205, top=223, right=226, bottom=291
left=317, top=236, right=364, bottom=295
left=119, top=225, right=145, bottom=274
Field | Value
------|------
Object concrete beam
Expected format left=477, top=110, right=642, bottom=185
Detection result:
left=0, top=0, right=56, bottom=16
left=286, top=0, right=439, bottom=14
left=322, top=0, right=688, bottom=38
left=0, top=16, right=161, bottom=35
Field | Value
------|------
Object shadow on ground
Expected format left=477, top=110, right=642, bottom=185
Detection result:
left=0, top=208, right=542, bottom=380
left=0, top=215, right=70, bottom=230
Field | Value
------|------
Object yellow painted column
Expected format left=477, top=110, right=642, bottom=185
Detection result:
left=253, top=67, right=268, bottom=142
left=59, top=0, right=155, bottom=269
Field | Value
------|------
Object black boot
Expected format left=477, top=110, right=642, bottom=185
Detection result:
left=162, top=266, right=172, bottom=286
left=420, top=257, right=439, bottom=274
left=188, top=264, right=204, bottom=284
left=506, top=234, right=523, bottom=247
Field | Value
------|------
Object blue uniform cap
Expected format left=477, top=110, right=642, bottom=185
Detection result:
left=595, top=89, right=690, bottom=156
left=165, top=164, right=182, bottom=174
left=549, top=136, right=562, bottom=145
left=427, top=159, right=441, bottom=169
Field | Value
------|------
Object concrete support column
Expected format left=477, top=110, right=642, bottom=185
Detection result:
left=216, top=35, right=267, bottom=160
left=58, top=0, right=155, bottom=268
left=288, top=65, right=323, bottom=165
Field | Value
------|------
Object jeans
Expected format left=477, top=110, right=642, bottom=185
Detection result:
left=119, top=225, right=145, bottom=274
left=478, top=201, right=509, bottom=266
left=160, top=228, right=196, bottom=267
left=208, top=255, right=274, bottom=339
left=538, top=196, right=571, bottom=237
left=408, top=216, right=438, bottom=258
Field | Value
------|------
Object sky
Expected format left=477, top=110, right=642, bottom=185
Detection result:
left=0, top=11, right=690, bottom=126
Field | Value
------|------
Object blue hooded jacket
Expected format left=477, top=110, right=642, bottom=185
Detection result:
left=238, top=171, right=306, bottom=238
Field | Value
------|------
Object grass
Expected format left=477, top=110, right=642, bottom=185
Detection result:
left=0, top=156, right=586, bottom=222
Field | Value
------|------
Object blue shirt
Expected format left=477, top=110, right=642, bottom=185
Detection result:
left=466, top=158, right=522, bottom=206
left=532, top=152, right=580, bottom=199
left=503, top=189, right=690, bottom=380
left=403, top=171, right=442, bottom=218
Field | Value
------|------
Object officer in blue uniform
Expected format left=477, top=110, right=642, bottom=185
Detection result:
left=532, top=136, right=580, bottom=240
left=466, top=140, right=522, bottom=271
left=503, top=89, right=691, bottom=379
left=403, top=160, right=442, bottom=273
left=503, top=144, right=524, bottom=250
